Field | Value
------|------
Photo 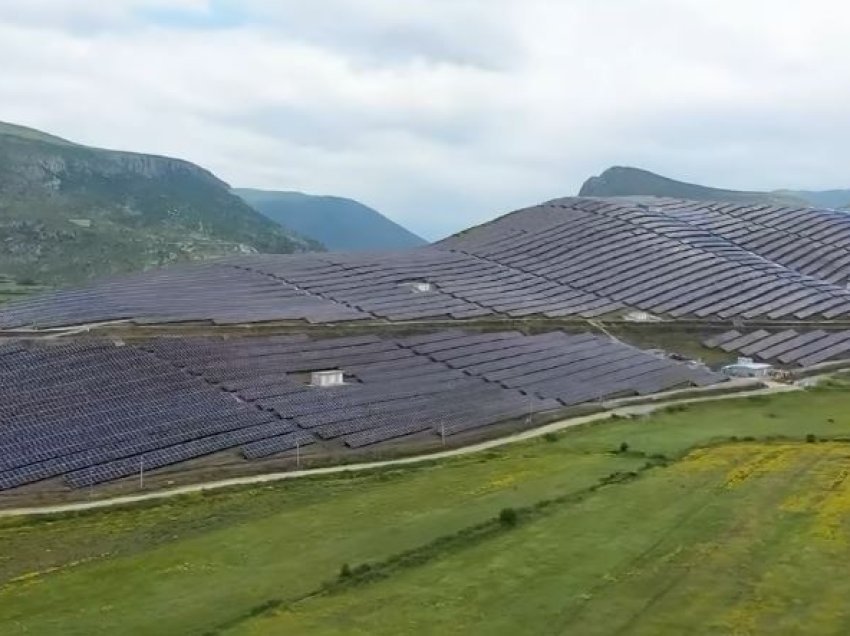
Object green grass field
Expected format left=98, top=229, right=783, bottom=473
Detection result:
left=3, top=383, right=850, bottom=635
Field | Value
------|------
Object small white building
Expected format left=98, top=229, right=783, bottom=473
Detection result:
left=398, top=279, right=433, bottom=293
left=622, top=310, right=662, bottom=323
left=310, top=369, right=345, bottom=387
left=721, top=357, right=773, bottom=378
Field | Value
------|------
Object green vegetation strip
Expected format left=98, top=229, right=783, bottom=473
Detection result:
left=2, top=381, right=850, bottom=635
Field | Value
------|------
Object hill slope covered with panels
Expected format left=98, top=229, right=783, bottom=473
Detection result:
left=4, top=196, right=850, bottom=329
left=0, top=331, right=718, bottom=492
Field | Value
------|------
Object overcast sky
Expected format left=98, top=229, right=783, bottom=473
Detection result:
left=2, top=1, right=849, bottom=239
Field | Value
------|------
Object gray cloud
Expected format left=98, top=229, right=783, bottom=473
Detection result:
left=1, top=0, right=849, bottom=239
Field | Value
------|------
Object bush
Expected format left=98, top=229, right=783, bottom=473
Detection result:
left=353, top=563, right=372, bottom=576
left=619, top=442, right=630, bottom=454
left=543, top=432, right=559, bottom=443
left=339, top=563, right=352, bottom=578
left=499, top=507, right=519, bottom=527
left=806, top=434, right=817, bottom=444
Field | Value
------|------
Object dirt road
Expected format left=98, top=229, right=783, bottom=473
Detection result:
left=0, top=380, right=800, bottom=518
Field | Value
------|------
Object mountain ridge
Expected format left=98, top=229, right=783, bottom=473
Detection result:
left=579, top=166, right=809, bottom=206
left=0, top=121, right=322, bottom=288
left=235, top=188, right=426, bottom=251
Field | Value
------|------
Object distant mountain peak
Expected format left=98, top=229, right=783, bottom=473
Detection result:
left=0, top=120, right=75, bottom=145
left=579, top=166, right=806, bottom=206
left=235, top=188, right=426, bottom=252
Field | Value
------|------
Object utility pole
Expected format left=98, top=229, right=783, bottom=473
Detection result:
left=139, top=456, right=145, bottom=490
left=440, top=421, right=446, bottom=447
left=295, top=439, right=301, bottom=469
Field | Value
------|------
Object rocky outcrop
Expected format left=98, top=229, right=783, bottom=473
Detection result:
left=0, top=122, right=323, bottom=287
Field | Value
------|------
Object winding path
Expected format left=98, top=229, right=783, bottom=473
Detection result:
left=0, top=380, right=800, bottom=519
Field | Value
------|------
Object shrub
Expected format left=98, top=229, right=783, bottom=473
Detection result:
left=499, top=507, right=519, bottom=527
left=619, top=442, right=630, bottom=454
left=339, top=563, right=352, bottom=578
left=806, top=434, right=817, bottom=444
left=543, top=432, right=559, bottom=443
left=353, top=563, right=372, bottom=576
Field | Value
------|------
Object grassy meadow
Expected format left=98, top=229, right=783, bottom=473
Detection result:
left=3, top=381, right=850, bottom=634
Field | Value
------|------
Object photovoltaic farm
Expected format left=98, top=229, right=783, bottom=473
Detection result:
left=6, top=194, right=850, bottom=636
left=703, top=328, right=850, bottom=366
left=5, top=197, right=850, bottom=329
left=0, top=330, right=718, bottom=492
left=3, top=195, right=850, bottom=495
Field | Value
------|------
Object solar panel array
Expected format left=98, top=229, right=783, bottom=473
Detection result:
left=442, top=198, right=850, bottom=321
left=703, top=329, right=850, bottom=366
left=5, top=197, right=850, bottom=329
left=0, top=330, right=720, bottom=491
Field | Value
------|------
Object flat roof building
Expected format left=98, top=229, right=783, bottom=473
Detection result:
left=721, top=357, right=773, bottom=378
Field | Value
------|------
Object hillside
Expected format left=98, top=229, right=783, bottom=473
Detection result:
left=8, top=195, right=850, bottom=329
left=235, top=188, right=426, bottom=251
left=779, top=189, right=850, bottom=209
left=5, top=388, right=850, bottom=634
left=0, top=122, right=321, bottom=287
left=579, top=166, right=807, bottom=205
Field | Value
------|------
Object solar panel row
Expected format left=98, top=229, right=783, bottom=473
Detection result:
left=0, top=330, right=721, bottom=491
left=702, top=329, right=850, bottom=366
left=5, top=197, right=850, bottom=329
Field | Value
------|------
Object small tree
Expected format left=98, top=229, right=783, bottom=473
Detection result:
left=806, top=433, right=817, bottom=444
left=619, top=442, right=630, bottom=454
left=339, top=563, right=352, bottom=578
left=499, top=507, right=518, bottom=527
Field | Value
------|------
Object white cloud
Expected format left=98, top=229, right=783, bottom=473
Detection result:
left=1, top=0, right=849, bottom=239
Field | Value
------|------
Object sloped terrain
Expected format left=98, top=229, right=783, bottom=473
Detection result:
left=704, top=328, right=850, bottom=367
left=4, top=389, right=850, bottom=635
left=0, top=122, right=321, bottom=287
left=579, top=166, right=807, bottom=205
left=235, top=188, right=426, bottom=251
left=780, top=189, right=850, bottom=209
left=0, top=330, right=717, bottom=492
left=6, top=196, right=850, bottom=328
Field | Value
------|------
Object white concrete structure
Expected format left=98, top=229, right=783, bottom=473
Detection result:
left=310, top=369, right=345, bottom=387
left=399, top=279, right=433, bottom=293
left=622, top=310, right=662, bottom=323
left=720, top=357, right=773, bottom=378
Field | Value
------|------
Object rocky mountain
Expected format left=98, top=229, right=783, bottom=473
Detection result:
left=0, top=122, right=321, bottom=289
left=235, top=188, right=426, bottom=251
left=579, top=166, right=808, bottom=206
